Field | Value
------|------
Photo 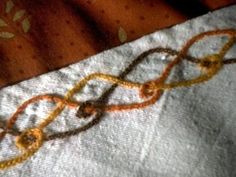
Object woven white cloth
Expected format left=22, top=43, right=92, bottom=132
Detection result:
left=0, top=5, right=236, bottom=177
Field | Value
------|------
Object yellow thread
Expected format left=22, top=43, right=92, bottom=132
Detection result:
left=67, top=73, right=142, bottom=99
left=148, top=36, right=235, bottom=90
left=38, top=73, right=141, bottom=129
left=0, top=29, right=236, bottom=170
left=0, top=128, right=43, bottom=169
left=16, top=128, right=44, bottom=151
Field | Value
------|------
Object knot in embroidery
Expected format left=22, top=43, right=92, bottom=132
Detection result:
left=76, top=101, right=98, bottom=119
left=199, top=54, right=223, bottom=73
left=16, top=128, right=44, bottom=151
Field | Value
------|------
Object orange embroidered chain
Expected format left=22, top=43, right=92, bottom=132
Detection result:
left=0, top=29, right=236, bottom=169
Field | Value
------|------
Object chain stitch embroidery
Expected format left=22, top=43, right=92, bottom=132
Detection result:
left=0, top=29, right=236, bottom=169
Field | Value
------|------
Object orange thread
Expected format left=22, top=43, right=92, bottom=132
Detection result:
left=0, top=29, right=236, bottom=169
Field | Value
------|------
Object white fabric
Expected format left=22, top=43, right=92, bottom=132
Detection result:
left=0, top=5, right=236, bottom=177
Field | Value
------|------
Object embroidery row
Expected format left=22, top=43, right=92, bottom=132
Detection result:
left=0, top=29, right=236, bottom=169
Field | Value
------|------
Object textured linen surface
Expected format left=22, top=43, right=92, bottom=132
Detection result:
left=0, top=5, right=236, bottom=177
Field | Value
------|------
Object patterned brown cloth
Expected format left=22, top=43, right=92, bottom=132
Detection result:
left=0, top=0, right=235, bottom=88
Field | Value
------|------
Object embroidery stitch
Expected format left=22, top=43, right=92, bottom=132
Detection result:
left=0, top=29, right=236, bottom=169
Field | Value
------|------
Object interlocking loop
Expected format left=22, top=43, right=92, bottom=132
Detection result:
left=0, top=128, right=44, bottom=169
left=139, top=81, right=157, bottom=99
left=76, top=101, right=98, bottom=119
left=199, top=54, right=223, bottom=71
left=16, top=128, right=44, bottom=151
left=0, top=29, right=236, bottom=169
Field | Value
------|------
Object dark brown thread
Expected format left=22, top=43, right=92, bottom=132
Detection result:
left=1, top=29, right=236, bottom=169
left=0, top=47, right=235, bottom=141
